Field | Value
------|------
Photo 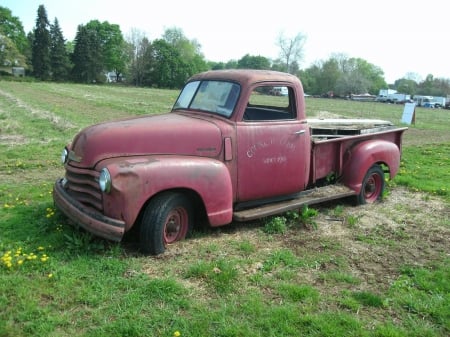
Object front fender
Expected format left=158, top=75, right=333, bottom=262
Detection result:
left=98, top=155, right=233, bottom=231
left=341, top=140, right=401, bottom=194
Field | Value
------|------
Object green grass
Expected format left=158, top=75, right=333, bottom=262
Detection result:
left=0, top=80, right=449, bottom=336
left=394, top=144, right=450, bottom=201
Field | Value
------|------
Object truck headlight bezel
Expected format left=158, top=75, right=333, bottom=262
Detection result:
left=99, top=168, right=112, bottom=193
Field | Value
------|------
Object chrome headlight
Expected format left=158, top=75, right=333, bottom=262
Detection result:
left=61, top=148, right=68, bottom=164
left=99, top=168, right=112, bottom=193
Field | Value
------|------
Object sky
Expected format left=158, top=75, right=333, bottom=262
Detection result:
left=3, top=0, right=449, bottom=83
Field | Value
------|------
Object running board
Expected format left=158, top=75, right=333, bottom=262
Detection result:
left=233, top=184, right=356, bottom=221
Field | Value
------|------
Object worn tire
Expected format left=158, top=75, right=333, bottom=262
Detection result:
left=140, top=192, right=192, bottom=255
left=357, top=165, right=385, bottom=205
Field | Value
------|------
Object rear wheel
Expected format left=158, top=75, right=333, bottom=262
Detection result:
left=140, top=192, right=192, bottom=255
left=357, top=165, right=385, bottom=205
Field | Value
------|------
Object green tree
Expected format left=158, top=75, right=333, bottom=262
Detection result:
left=145, top=39, right=187, bottom=88
left=297, top=67, right=318, bottom=95
left=163, top=27, right=200, bottom=58
left=31, top=5, right=51, bottom=80
left=0, top=33, right=26, bottom=68
left=350, top=58, right=386, bottom=94
left=71, top=20, right=126, bottom=83
left=301, top=59, right=340, bottom=96
left=87, top=20, right=127, bottom=81
left=209, top=61, right=226, bottom=70
left=162, top=27, right=208, bottom=80
left=138, top=27, right=208, bottom=88
left=394, top=78, right=418, bottom=95
left=50, top=18, right=70, bottom=81
left=318, top=58, right=341, bottom=95
left=335, top=71, right=371, bottom=96
left=416, top=75, right=450, bottom=96
left=0, top=6, right=28, bottom=55
left=237, top=54, right=270, bottom=69
left=302, top=55, right=386, bottom=96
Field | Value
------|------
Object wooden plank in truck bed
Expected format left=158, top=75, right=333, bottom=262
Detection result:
left=307, top=118, right=396, bottom=137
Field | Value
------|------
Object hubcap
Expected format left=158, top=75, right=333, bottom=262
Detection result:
left=364, top=174, right=381, bottom=202
left=163, top=207, right=188, bottom=244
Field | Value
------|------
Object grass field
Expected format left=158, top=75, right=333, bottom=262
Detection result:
left=0, top=81, right=449, bottom=337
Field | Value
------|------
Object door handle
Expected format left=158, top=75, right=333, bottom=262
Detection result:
left=294, top=130, right=305, bottom=135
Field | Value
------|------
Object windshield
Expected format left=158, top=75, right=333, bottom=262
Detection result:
left=173, top=80, right=241, bottom=118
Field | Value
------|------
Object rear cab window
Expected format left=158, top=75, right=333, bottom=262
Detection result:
left=244, top=85, right=295, bottom=121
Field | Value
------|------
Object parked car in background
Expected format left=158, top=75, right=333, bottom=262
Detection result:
left=269, top=86, right=288, bottom=96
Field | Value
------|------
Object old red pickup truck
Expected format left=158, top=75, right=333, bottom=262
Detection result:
left=53, top=70, right=407, bottom=254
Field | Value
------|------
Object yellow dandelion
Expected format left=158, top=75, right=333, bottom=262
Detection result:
left=18, top=260, right=24, bottom=265
left=48, top=273, right=53, bottom=278
left=173, top=331, right=181, bottom=337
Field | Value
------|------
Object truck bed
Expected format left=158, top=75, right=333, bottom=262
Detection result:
left=307, top=118, right=398, bottom=140
left=307, top=119, right=407, bottom=183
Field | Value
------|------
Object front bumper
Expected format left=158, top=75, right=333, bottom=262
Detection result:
left=53, top=179, right=126, bottom=242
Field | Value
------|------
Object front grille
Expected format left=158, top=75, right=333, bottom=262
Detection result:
left=64, top=165, right=103, bottom=211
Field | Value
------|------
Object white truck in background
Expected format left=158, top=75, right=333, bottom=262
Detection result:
left=413, top=95, right=447, bottom=108
left=376, top=91, right=412, bottom=104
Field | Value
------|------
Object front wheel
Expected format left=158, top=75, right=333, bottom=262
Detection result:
left=140, top=192, right=193, bottom=255
left=357, top=165, right=385, bottom=205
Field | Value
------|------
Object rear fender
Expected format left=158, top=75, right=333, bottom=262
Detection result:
left=98, top=156, right=233, bottom=230
left=341, top=140, right=400, bottom=194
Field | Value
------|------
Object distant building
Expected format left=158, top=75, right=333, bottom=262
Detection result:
left=12, top=67, right=25, bottom=77
left=105, top=72, right=124, bottom=83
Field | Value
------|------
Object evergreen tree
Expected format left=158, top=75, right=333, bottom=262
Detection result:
left=31, top=5, right=51, bottom=80
left=71, top=24, right=103, bottom=83
left=50, top=18, right=70, bottom=81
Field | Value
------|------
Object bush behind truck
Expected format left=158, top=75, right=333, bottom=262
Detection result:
left=53, top=70, right=407, bottom=255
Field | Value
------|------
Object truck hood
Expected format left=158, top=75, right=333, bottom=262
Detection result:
left=69, top=113, right=223, bottom=167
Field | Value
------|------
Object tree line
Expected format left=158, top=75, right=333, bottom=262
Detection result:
left=1, top=5, right=450, bottom=97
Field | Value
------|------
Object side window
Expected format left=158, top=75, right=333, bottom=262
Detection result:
left=244, top=85, right=295, bottom=121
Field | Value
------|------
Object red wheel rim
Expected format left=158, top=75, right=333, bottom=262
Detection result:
left=364, top=173, right=382, bottom=203
left=163, top=207, right=188, bottom=244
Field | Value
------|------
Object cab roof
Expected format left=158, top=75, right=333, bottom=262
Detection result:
left=188, top=69, right=301, bottom=87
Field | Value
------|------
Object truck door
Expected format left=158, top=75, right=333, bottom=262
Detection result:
left=236, top=85, right=310, bottom=202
